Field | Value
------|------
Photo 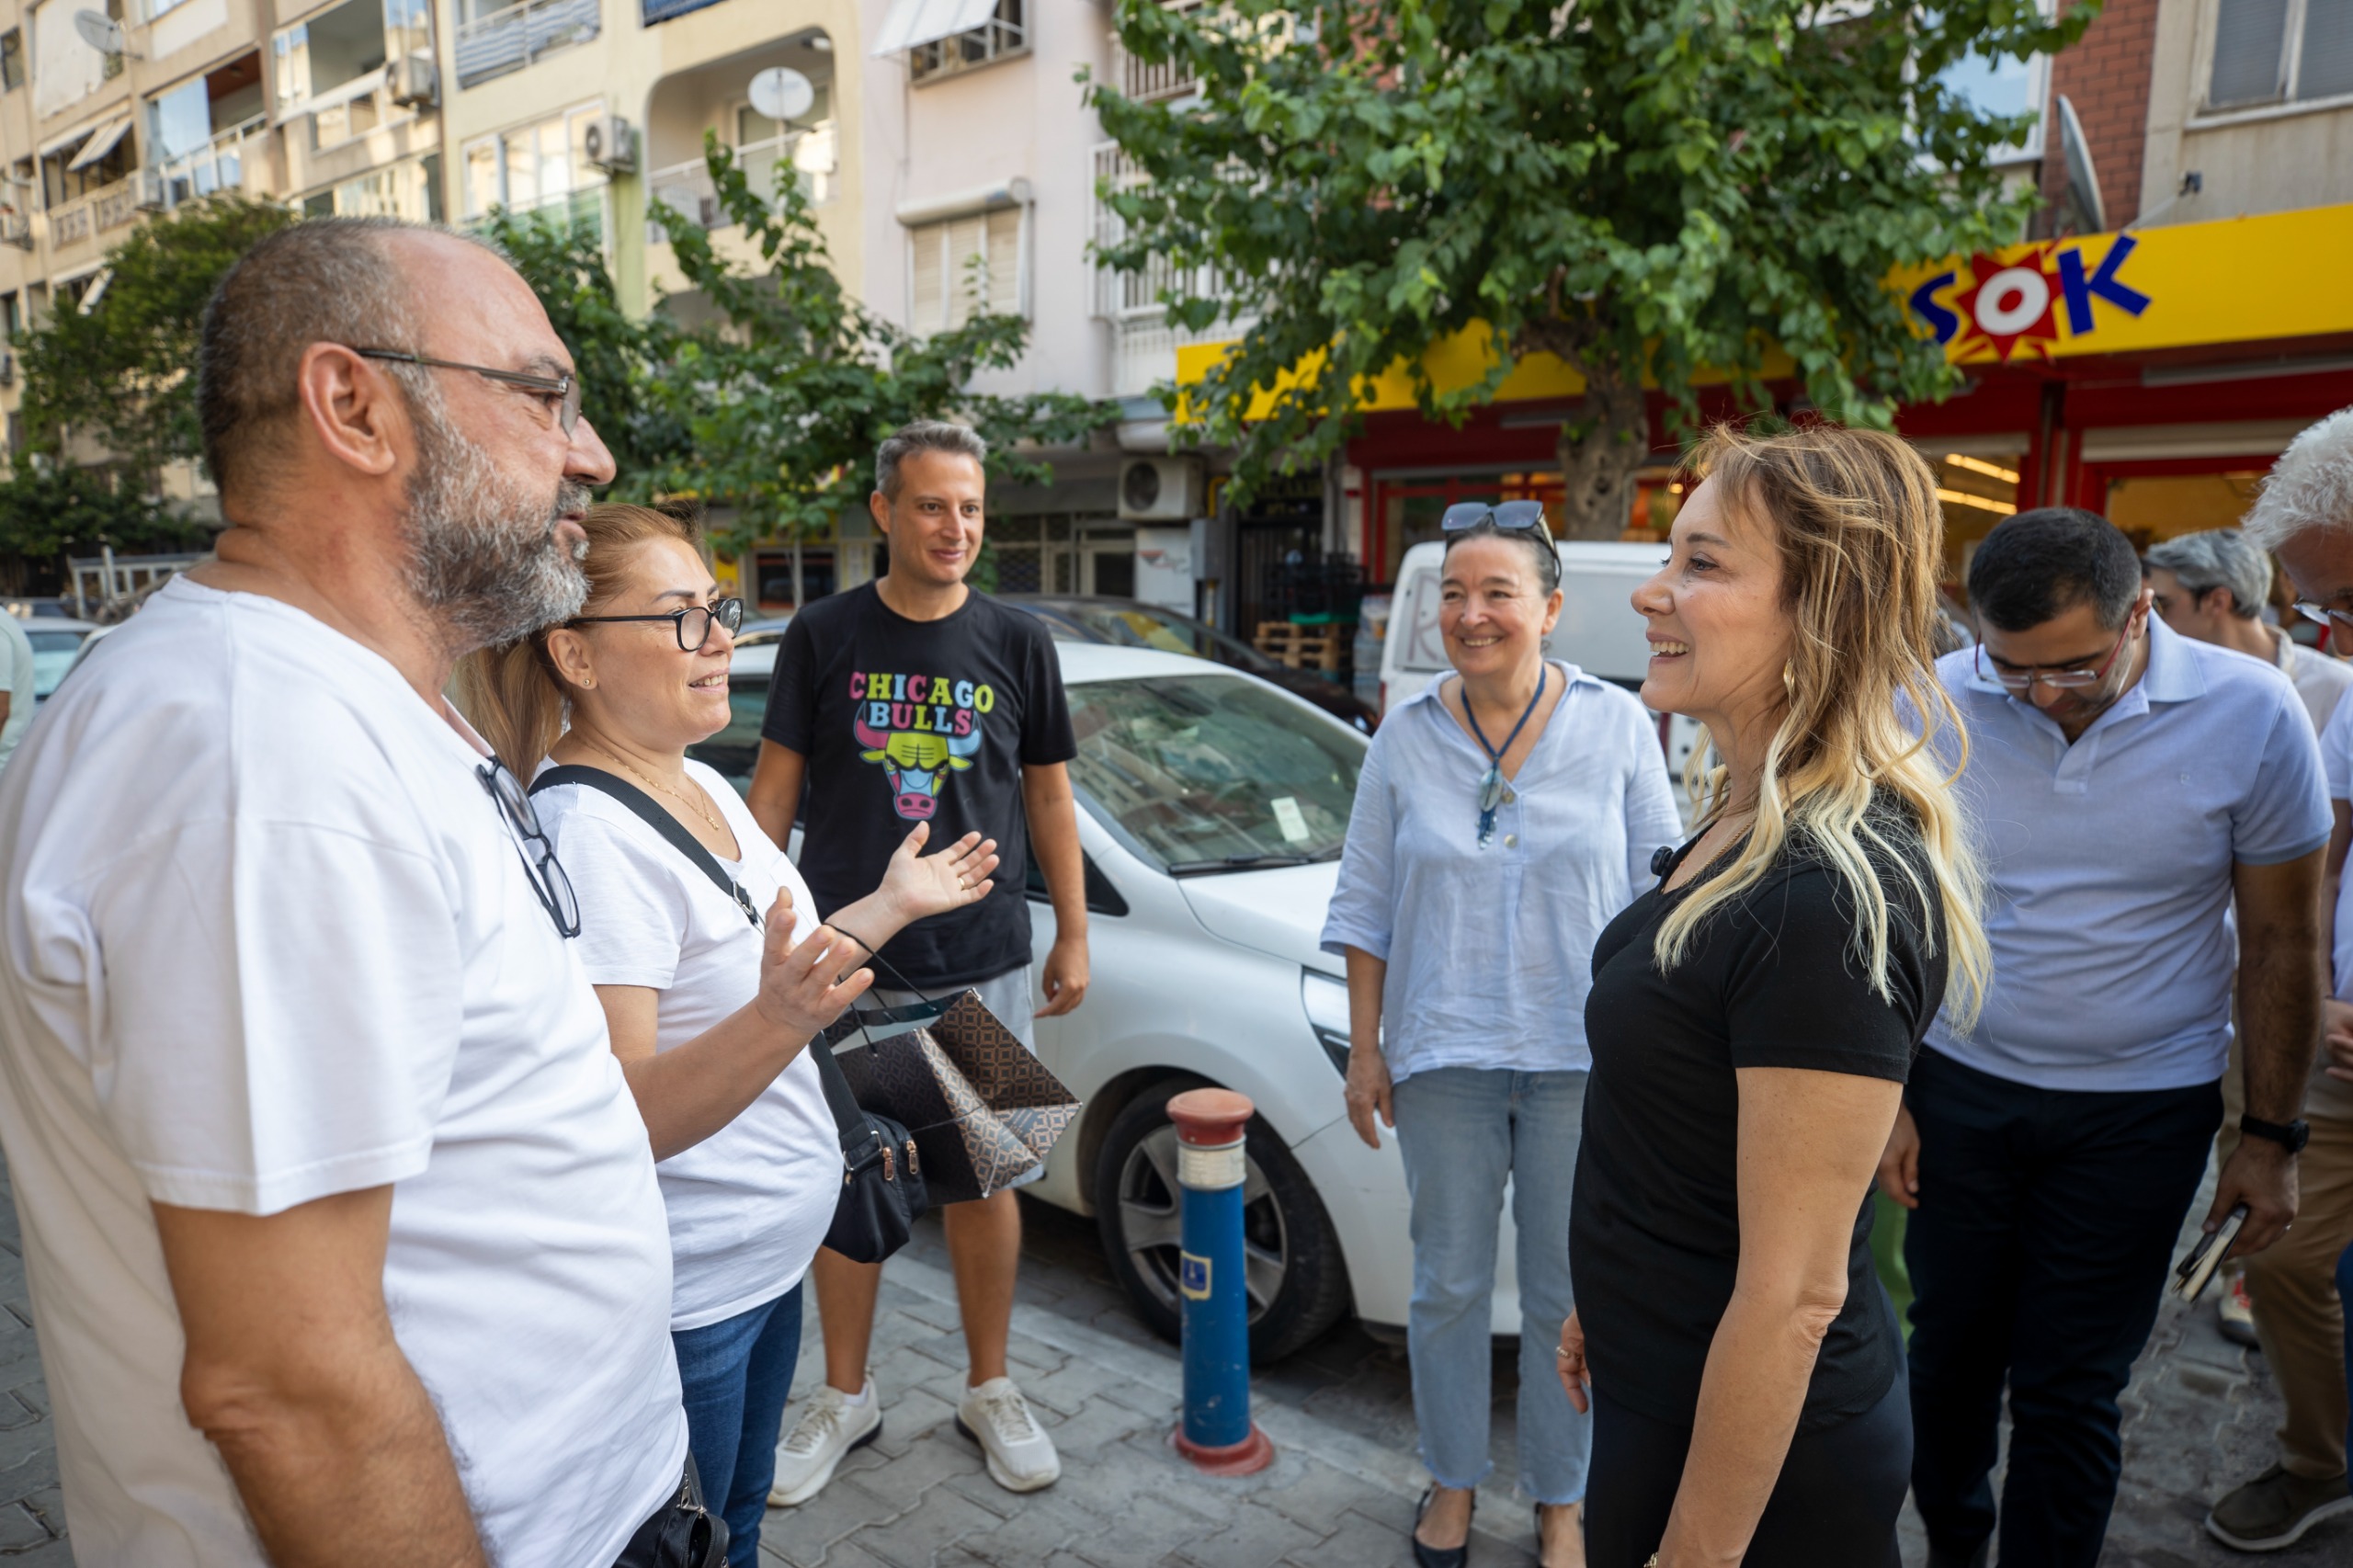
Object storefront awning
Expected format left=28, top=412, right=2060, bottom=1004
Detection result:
left=63, top=114, right=133, bottom=171
left=870, top=0, right=997, bottom=56
left=1176, top=201, right=2353, bottom=415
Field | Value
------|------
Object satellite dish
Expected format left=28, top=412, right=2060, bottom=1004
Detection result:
left=749, top=66, right=815, bottom=124
left=2055, top=95, right=2107, bottom=233
left=72, top=9, right=131, bottom=56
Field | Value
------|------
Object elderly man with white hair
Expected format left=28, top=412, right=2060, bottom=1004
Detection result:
left=2146, top=527, right=2353, bottom=732
left=2211, top=406, right=2353, bottom=1552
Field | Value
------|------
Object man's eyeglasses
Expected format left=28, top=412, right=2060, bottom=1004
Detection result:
left=476, top=759, right=581, bottom=938
left=2294, top=601, right=2353, bottom=633
left=352, top=347, right=583, bottom=437
left=570, top=597, right=745, bottom=652
left=1974, top=619, right=2133, bottom=695
left=1441, top=500, right=1550, bottom=533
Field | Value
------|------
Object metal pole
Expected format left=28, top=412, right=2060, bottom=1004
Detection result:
left=1166, top=1087, right=1274, bottom=1475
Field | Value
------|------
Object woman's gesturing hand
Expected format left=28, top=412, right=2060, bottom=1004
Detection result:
left=752, top=891, right=875, bottom=1039
left=1344, top=1045, right=1393, bottom=1150
left=1554, top=1309, right=1590, bottom=1414
left=879, top=822, right=1001, bottom=924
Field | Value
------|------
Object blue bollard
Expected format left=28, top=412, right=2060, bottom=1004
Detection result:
left=1167, top=1087, right=1275, bottom=1474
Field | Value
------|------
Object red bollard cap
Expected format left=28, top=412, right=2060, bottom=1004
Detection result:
left=1167, top=1087, right=1253, bottom=1146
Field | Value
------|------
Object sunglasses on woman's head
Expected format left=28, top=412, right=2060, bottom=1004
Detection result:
left=1441, top=500, right=1550, bottom=533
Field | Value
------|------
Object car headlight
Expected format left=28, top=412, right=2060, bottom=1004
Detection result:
left=1300, top=969, right=1354, bottom=1076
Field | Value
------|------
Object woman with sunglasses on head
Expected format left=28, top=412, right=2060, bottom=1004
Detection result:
left=1322, top=500, right=1682, bottom=1568
left=1555, top=426, right=1989, bottom=1568
left=458, top=505, right=999, bottom=1568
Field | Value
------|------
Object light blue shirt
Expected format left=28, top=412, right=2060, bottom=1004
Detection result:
left=1927, top=616, right=2330, bottom=1091
left=1321, top=662, right=1682, bottom=1081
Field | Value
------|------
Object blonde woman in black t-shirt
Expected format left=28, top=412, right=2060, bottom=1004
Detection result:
left=1555, top=425, right=1990, bottom=1568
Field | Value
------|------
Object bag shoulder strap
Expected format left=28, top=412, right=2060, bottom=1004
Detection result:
left=530, top=765, right=761, bottom=927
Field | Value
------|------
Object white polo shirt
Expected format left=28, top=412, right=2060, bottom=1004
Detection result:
left=1926, top=615, right=2330, bottom=1092
left=0, top=577, right=688, bottom=1568
left=2270, top=622, right=2353, bottom=733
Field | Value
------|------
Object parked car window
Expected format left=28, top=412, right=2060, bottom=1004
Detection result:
left=1054, top=602, right=1286, bottom=674
left=27, top=628, right=90, bottom=700
left=1065, top=675, right=1361, bottom=872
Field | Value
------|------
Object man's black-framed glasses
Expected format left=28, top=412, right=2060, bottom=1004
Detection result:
left=352, top=347, right=582, bottom=436
left=571, top=597, right=745, bottom=652
left=1974, top=619, right=2133, bottom=695
left=476, top=759, right=581, bottom=938
left=1441, top=500, right=1550, bottom=533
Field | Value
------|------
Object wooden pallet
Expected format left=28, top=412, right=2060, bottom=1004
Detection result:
left=1253, top=621, right=1346, bottom=671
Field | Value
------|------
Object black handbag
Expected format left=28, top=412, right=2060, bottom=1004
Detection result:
left=529, top=767, right=929, bottom=1264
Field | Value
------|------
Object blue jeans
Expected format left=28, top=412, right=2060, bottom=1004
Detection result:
left=1391, top=1066, right=1591, bottom=1502
left=672, top=1283, right=804, bottom=1568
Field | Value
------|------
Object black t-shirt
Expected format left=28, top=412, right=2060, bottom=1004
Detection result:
left=1570, top=807, right=1947, bottom=1432
left=761, top=582, right=1076, bottom=990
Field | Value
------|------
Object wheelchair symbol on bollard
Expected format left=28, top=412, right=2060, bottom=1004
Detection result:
left=1165, top=1088, right=1275, bottom=1476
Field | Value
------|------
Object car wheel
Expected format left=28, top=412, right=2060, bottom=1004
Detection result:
left=1093, top=1078, right=1351, bottom=1364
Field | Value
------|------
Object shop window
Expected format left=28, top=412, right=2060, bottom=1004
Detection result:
left=1931, top=450, right=2023, bottom=592
left=910, top=0, right=1026, bottom=82
left=907, top=207, right=1022, bottom=333
left=2209, top=0, right=2353, bottom=109
left=752, top=550, right=836, bottom=611
left=0, top=30, right=22, bottom=93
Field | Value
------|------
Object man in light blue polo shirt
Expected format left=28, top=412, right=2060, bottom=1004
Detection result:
left=1876, top=507, right=2327, bottom=1568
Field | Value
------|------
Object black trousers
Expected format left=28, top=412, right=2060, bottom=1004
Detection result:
left=1903, top=1048, right=2221, bottom=1568
left=1584, top=1366, right=1911, bottom=1567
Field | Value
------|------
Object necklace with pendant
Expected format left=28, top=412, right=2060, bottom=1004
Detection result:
left=1460, top=665, right=1546, bottom=850
left=586, top=740, right=729, bottom=840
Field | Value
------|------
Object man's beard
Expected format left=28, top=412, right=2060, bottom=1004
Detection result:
left=399, top=387, right=591, bottom=652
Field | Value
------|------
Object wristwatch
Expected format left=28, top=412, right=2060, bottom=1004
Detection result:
left=2240, top=1115, right=2312, bottom=1155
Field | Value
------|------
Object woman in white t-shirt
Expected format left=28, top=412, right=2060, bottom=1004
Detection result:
left=458, top=505, right=997, bottom=1568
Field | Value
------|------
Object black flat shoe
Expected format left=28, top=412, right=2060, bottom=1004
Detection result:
left=1412, top=1486, right=1473, bottom=1568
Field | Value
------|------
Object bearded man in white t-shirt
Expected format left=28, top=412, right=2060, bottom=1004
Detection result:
left=0, top=221, right=738, bottom=1567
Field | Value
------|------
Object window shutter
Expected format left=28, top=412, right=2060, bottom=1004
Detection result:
left=985, top=207, right=1021, bottom=316
left=2210, top=0, right=2290, bottom=107
left=2301, top=0, right=2353, bottom=99
left=911, top=221, right=946, bottom=330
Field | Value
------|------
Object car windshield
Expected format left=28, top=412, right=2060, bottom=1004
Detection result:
left=1051, top=603, right=1275, bottom=670
left=27, top=629, right=88, bottom=699
left=1066, top=674, right=1362, bottom=873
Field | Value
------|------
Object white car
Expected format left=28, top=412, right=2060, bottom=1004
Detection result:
left=1019, top=642, right=1516, bottom=1358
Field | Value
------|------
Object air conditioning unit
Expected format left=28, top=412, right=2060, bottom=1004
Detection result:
left=1117, top=456, right=1204, bottom=522
left=134, top=171, right=166, bottom=212
left=582, top=114, right=637, bottom=175
left=391, top=56, right=438, bottom=109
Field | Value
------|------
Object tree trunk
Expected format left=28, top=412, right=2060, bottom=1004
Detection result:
left=1552, top=364, right=1650, bottom=542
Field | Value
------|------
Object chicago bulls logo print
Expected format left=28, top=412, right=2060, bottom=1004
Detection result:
left=849, top=670, right=994, bottom=821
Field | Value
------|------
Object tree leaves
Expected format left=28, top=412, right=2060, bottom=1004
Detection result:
left=1092, top=0, right=2096, bottom=538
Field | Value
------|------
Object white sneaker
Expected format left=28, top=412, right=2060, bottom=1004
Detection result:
left=767, top=1378, right=882, bottom=1507
left=955, top=1377, right=1061, bottom=1493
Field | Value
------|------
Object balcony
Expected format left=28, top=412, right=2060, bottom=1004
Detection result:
left=646, top=126, right=837, bottom=236
left=910, top=0, right=1025, bottom=83
left=1090, top=140, right=1239, bottom=398
left=94, top=184, right=139, bottom=233
left=51, top=202, right=91, bottom=248
left=151, top=116, right=265, bottom=211
left=1115, top=0, right=1202, bottom=102
left=454, top=0, right=599, bottom=90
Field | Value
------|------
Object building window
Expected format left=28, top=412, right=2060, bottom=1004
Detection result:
left=41, top=119, right=137, bottom=209
left=273, top=0, right=433, bottom=146
left=0, top=30, right=22, bottom=92
left=1, top=291, right=18, bottom=341
left=911, top=0, right=1026, bottom=83
left=2209, top=0, right=2353, bottom=109
left=1936, top=45, right=2049, bottom=160
left=462, top=107, right=608, bottom=239
left=907, top=206, right=1023, bottom=333
left=300, top=153, right=441, bottom=222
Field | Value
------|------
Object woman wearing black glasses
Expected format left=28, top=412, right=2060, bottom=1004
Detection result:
left=458, top=505, right=997, bottom=1568
left=1323, top=501, right=1682, bottom=1568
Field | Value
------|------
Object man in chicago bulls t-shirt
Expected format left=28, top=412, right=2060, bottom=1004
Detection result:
left=749, top=420, right=1086, bottom=1506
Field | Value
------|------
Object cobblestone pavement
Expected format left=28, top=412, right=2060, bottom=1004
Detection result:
left=0, top=1153, right=2336, bottom=1566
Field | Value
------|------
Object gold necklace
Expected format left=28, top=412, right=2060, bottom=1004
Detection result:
left=585, top=740, right=729, bottom=840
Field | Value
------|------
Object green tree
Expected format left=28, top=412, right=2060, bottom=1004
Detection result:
left=0, top=463, right=206, bottom=596
left=1094, top=0, right=2096, bottom=537
left=484, top=207, right=687, bottom=486
left=16, top=194, right=295, bottom=485
left=640, top=137, right=1105, bottom=560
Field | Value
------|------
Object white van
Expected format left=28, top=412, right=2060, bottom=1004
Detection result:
left=1377, top=538, right=1708, bottom=796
